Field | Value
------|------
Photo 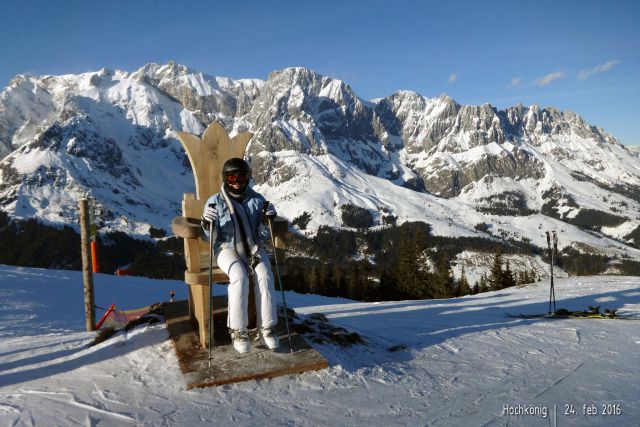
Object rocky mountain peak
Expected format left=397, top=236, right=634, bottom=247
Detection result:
left=0, top=63, right=637, bottom=256
left=437, top=93, right=456, bottom=104
left=267, top=66, right=323, bottom=85
left=135, top=61, right=191, bottom=80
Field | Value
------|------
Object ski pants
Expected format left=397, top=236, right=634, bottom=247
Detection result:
left=216, top=247, right=277, bottom=331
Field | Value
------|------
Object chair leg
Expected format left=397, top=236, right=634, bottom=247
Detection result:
left=187, top=285, right=196, bottom=326
left=248, top=279, right=257, bottom=329
left=191, top=284, right=210, bottom=348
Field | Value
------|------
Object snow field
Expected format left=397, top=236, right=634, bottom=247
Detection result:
left=0, top=265, right=639, bottom=425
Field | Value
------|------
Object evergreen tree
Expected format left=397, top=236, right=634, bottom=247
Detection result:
left=479, top=274, right=489, bottom=293
left=434, top=256, right=454, bottom=299
left=458, top=266, right=471, bottom=296
left=530, top=268, right=538, bottom=284
left=472, top=282, right=480, bottom=295
left=308, top=264, right=320, bottom=294
left=518, top=269, right=534, bottom=285
left=489, top=252, right=504, bottom=290
left=360, top=263, right=379, bottom=301
left=346, top=263, right=360, bottom=300
left=332, top=264, right=344, bottom=295
left=319, top=262, right=331, bottom=295
left=501, top=260, right=516, bottom=288
left=379, top=266, right=398, bottom=300
left=396, top=227, right=419, bottom=298
left=522, top=270, right=528, bottom=285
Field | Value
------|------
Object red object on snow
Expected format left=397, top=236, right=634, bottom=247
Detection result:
left=96, top=303, right=116, bottom=329
left=96, top=303, right=159, bottom=331
left=115, top=264, right=132, bottom=276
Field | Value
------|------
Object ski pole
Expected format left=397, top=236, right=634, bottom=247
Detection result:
left=550, top=246, right=555, bottom=313
left=266, top=208, right=294, bottom=354
left=546, top=231, right=555, bottom=314
left=552, top=232, right=558, bottom=313
left=208, top=204, right=216, bottom=368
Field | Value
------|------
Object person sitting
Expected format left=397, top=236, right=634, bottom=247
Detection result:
left=201, top=158, right=279, bottom=354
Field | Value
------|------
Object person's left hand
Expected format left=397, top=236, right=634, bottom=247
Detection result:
left=265, top=203, right=277, bottom=219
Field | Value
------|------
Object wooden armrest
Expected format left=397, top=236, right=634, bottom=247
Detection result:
left=185, top=268, right=230, bottom=285
left=172, top=216, right=203, bottom=239
left=172, top=215, right=286, bottom=240
left=270, top=216, right=289, bottom=236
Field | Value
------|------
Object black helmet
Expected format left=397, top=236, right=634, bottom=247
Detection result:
left=222, top=158, right=251, bottom=198
left=222, top=158, right=251, bottom=177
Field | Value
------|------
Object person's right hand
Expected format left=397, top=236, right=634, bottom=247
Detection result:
left=202, top=205, right=218, bottom=224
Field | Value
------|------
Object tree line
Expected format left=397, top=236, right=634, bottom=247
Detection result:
left=2, top=211, right=639, bottom=302
left=282, top=222, right=541, bottom=301
left=0, top=210, right=184, bottom=278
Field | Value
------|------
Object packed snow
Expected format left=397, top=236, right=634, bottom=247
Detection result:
left=0, top=264, right=638, bottom=426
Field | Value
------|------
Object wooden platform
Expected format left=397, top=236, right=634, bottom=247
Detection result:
left=163, top=298, right=329, bottom=389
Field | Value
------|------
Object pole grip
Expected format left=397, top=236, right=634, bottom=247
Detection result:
left=206, top=203, right=218, bottom=242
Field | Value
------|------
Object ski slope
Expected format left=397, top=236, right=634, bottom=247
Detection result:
left=0, top=264, right=638, bottom=426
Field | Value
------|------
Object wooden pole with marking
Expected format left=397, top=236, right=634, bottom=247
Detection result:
left=80, top=199, right=96, bottom=331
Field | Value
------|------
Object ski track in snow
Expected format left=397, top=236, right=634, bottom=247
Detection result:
left=0, top=264, right=639, bottom=426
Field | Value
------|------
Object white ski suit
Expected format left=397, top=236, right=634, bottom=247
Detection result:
left=202, top=187, right=277, bottom=330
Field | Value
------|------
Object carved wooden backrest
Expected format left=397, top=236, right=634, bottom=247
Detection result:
left=177, top=122, right=251, bottom=203
left=176, top=123, right=252, bottom=268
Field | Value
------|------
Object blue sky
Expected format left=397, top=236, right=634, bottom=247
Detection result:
left=1, top=0, right=638, bottom=145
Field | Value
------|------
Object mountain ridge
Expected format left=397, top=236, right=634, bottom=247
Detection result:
left=0, top=62, right=638, bottom=263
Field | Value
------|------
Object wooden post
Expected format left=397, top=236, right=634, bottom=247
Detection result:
left=80, top=199, right=96, bottom=331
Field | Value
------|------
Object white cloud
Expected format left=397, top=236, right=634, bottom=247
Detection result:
left=507, top=77, right=522, bottom=89
left=534, top=71, right=566, bottom=87
left=578, top=60, right=620, bottom=80
left=448, top=73, right=457, bottom=84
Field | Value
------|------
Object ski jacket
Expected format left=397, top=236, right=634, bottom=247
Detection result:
left=202, top=187, right=270, bottom=258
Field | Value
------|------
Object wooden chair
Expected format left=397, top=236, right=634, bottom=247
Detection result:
left=171, top=122, right=288, bottom=349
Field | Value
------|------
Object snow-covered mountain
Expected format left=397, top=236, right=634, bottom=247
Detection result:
left=1, top=63, right=639, bottom=260
left=627, top=145, right=640, bottom=158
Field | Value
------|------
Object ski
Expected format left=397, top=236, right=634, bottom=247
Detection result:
left=506, top=313, right=552, bottom=319
left=506, top=312, right=640, bottom=321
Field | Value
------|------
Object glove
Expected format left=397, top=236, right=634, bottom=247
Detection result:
left=202, top=204, right=218, bottom=225
left=265, top=203, right=277, bottom=219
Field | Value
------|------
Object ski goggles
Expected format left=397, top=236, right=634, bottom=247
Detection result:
left=225, top=172, right=250, bottom=184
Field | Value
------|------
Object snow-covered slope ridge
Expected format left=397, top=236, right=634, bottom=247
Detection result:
left=0, top=63, right=638, bottom=254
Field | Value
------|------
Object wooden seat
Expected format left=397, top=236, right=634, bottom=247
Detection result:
left=171, top=123, right=288, bottom=349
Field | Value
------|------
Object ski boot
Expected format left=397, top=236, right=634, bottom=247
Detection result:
left=261, top=327, right=280, bottom=350
left=230, top=329, right=250, bottom=354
